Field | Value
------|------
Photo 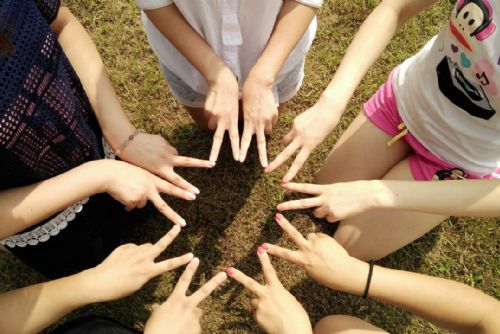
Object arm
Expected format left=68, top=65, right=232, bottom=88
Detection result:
left=142, top=4, right=240, bottom=162
left=0, top=227, right=192, bottom=334
left=277, top=179, right=500, bottom=223
left=267, top=214, right=500, bottom=334
left=52, top=7, right=212, bottom=193
left=267, top=0, right=439, bottom=181
left=239, top=0, right=318, bottom=167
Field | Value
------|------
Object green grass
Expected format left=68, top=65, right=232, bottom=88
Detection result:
left=1, top=1, right=499, bottom=333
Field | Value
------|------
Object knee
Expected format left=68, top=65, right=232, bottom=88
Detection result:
left=314, top=315, right=370, bottom=334
left=334, top=224, right=383, bottom=262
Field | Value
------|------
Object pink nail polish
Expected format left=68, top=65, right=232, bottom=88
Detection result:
left=282, top=182, right=289, bottom=188
left=260, top=243, right=269, bottom=251
left=226, top=267, right=235, bottom=277
left=275, top=213, right=283, bottom=221
left=257, top=246, right=265, bottom=255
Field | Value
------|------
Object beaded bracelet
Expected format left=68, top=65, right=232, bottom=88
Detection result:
left=115, top=128, right=145, bottom=156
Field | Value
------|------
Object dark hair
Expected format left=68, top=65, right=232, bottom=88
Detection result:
left=0, top=31, right=14, bottom=56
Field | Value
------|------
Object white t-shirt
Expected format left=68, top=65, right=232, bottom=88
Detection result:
left=136, top=0, right=322, bottom=97
left=394, top=0, right=499, bottom=176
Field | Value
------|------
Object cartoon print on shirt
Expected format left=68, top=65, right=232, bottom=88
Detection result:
left=450, top=0, right=496, bottom=51
left=437, top=56, right=496, bottom=120
left=432, top=167, right=469, bottom=181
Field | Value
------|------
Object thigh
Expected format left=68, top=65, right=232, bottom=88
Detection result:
left=314, top=315, right=387, bottom=334
left=315, top=112, right=411, bottom=184
left=0, top=244, right=7, bottom=252
left=334, top=158, right=447, bottom=261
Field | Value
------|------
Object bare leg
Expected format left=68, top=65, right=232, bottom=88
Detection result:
left=314, top=315, right=387, bottom=334
left=335, top=159, right=447, bottom=260
left=0, top=245, right=7, bottom=252
left=315, top=112, right=411, bottom=184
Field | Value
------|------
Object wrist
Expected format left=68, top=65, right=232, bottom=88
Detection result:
left=247, top=65, right=277, bottom=89
left=369, top=180, right=396, bottom=210
left=316, top=91, right=347, bottom=119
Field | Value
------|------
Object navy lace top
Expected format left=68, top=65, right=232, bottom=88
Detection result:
left=0, top=0, right=103, bottom=190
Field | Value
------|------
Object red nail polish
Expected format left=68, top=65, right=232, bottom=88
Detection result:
left=225, top=267, right=235, bottom=276
left=257, top=246, right=265, bottom=255
left=260, top=243, right=269, bottom=250
left=275, top=213, right=283, bottom=221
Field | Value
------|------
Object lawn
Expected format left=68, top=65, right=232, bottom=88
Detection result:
left=1, top=0, right=499, bottom=333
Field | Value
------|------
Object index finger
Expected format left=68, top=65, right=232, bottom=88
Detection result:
left=149, top=192, right=186, bottom=227
left=228, top=119, right=240, bottom=161
left=257, top=246, right=280, bottom=285
left=172, top=156, right=216, bottom=169
left=265, top=140, right=301, bottom=174
left=226, top=267, right=264, bottom=296
left=274, top=214, right=307, bottom=248
left=256, top=129, right=268, bottom=168
left=209, top=125, right=225, bottom=163
left=173, top=257, right=200, bottom=296
left=282, top=182, right=323, bottom=195
left=190, top=271, right=228, bottom=305
left=282, top=149, right=312, bottom=183
left=149, top=224, right=181, bottom=257
left=276, top=197, right=322, bottom=212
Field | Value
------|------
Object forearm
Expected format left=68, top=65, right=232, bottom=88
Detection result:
left=144, top=5, right=232, bottom=84
left=51, top=7, right=135, bottom=152
left=376, top=179, right=500, bottom=217
left=317, top=0, right=437, bottom=117
left=0, top=160, right=107, bottom=238
left=369, top=265, right=500, bottom=333
left=0, top=271, right=95, bottom=334
left=249, top=0, right=317, bottom=85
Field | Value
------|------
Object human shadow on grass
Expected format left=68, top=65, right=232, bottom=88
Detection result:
left=217, top=201, right=443, bottom=333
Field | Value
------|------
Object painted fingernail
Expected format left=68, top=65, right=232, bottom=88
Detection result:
left=257, top=246, right=265, bottom=255
left=260, top=243, right=269, bottom=251
left=275, top=213, right=283, bottom=221
left=226, top=267, right=235, bottom=276
left=177, top=219, right=186, bottom=227
left=281, top=182, right=289, bottom=188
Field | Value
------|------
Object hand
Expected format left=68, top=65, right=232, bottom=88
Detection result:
left=277, top=181, right=387, bottom=223
left=119, top=132, right=214, bottom=195
left=226, top=247, right=312, bottom=334
left=144, top=258, right=227, bottom=334
left=265, top=214, right=368, bottom=295
left=205, top=67, right=240, bottom=162
left=101, top=159, right=190, bottom=226
left=266, top=101, right=339, bottom=182
left=81, top=225, right=193, bottom=302
left=239, top=73, right=279, bottom=167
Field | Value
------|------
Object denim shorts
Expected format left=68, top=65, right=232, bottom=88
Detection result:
left=160, top=62, right=305, bottom=108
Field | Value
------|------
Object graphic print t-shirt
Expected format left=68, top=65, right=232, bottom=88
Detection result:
left=394, top=0, right=499, bottom=176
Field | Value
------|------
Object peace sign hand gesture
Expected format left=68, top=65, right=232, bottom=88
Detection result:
left=144, top=258, right=227, bottom=334
left=265, top=214, right=368, bottom=295
left=226, top=247, right=312, bottom=334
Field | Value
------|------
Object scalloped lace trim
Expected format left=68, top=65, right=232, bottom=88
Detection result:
left=1, top=138, right=116, bottom=248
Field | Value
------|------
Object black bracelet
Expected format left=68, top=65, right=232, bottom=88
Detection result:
left=362, top=260, right=375, bottom=299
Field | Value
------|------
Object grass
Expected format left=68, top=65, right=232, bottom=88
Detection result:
left=1, top=0, right=499, bottom=333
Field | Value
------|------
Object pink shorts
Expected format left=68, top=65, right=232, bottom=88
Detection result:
left=363, top=73, right=494, bottom=181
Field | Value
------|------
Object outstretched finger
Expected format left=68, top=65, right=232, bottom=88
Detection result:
left=239, top=126, right=253, bottom=163
left=172, top=156, right=215, bottom=169
left=274, top=214, right=307, bottom=247
left=257, top=245, right=280, bottom=285
left=173, top=257, right=200, bottom=296
left=276, top=196, right=322, bottom=212
left=256, top=129, right=268, bottom=168
left=149, top=192, right=186, bottom=227
left=282, top=182, right=323, bottom=195
left=190, top=271, right=227, bottom=305
left=265, top=244, right=303, bottom=266
left=228, top=120, right=240, bottom=161
left=283, top=128, right=295, bottom=146
left=226, top=267, right=264, bottom=296
left=156, top=177, right=197, bottom=201
left=209, top=126, right=225, bottom=163
left=283, top=149, right=311, bottom=183
left=153, top=252, right=194, bottom=276
left=149, top=224, right=181, bottom=257
left=265, top=140, right=300, bottom=174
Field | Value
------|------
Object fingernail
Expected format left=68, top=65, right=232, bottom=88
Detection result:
left=193, top=187, right=200, bottom=195
left=262, top=161, right=268, bottom=168
left=208, top=161, right=216, bottom=167
left=281, top=182, right=289, bottom=188
left=188, top=193, right=196, bottom=200
left=260, top=243, right=269, bottom=251
left=177, top=219, right=186, bottom=227
left=257, top=246, right=265, bottom=255
left=186, top=252, right=194, bottom=259
left=225, top=267, right=235, bottom=276
left=217, top=272, right=228, bottom=282
left=172, top=224, right=181, bottom=232
left=191, top=257, right=200, bottom=266
left=275, top=213, right=283, bottom=221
